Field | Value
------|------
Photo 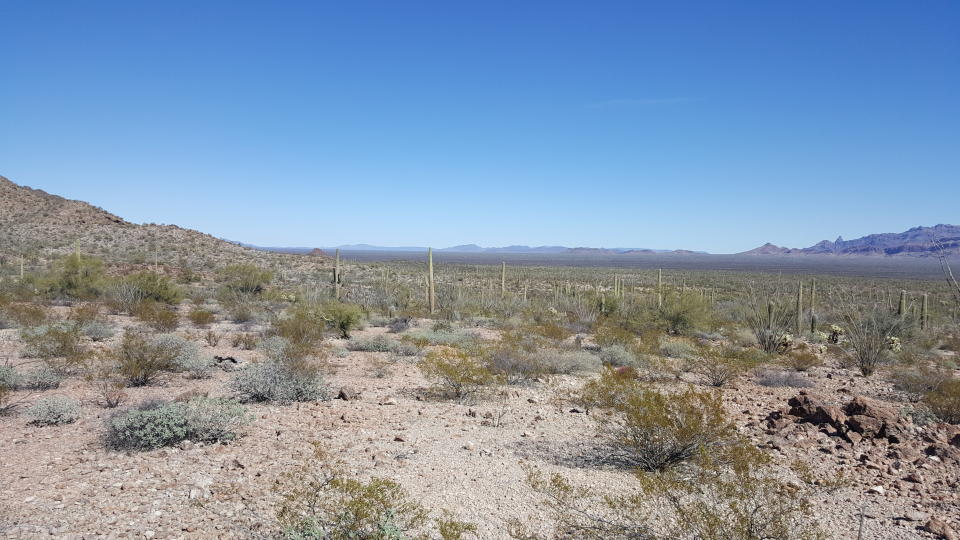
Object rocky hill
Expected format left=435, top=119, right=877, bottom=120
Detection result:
left=742, top=225, right=960, bottom=257
left=0, top=175, right=326, bottom=275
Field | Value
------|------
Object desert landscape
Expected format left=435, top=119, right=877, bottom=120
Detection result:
left=1, top=176, right=960, bottom=539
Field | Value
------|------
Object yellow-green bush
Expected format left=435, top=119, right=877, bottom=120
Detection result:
left=925, top=379, right=960, bottom=424
left=419, top=346, right=498, bottom=400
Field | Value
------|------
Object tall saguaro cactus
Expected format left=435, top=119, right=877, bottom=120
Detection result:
left=657, top=269, right=663, bottom=309
left=795, top=280, right=803, bottom=335
left=500, top=262, right=506, bottom=298
left=809, top=279, right=817, bottom=334
left=427, top=248, right=436, bottom=314
left=897, top=290, right=907, bottom=317
left=332, top=249, right=342, bottom=300
left=921, top=293, right=929, bottom=330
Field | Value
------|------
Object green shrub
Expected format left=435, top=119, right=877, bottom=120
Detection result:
left=419, top=346, right=498, bottom=400
left=20, top=323, right=86, bottom=371
left=113, top=330, right=180, bottom=386
left=579, top=369, right=738, bottom=471
left=347, top=335, right=399, bottom=353
left=529, top=349, right=601, bottom=374
left=658, top=292, right=714, bottom=335
left=232, top=332, right=259, bottom=350
left=219, top=264, right=273, bottom=295
left=925, top=379, right=960, bottom=424
left=107, top=398, right=249, bottom=450
left=273, top=305, right=327, bottom=346
left=151, top=334, right=210, bottom=378
left=132, top=300, right=179, bottom=331
left=26, top=396, right=81, bottom=426
left=188, top=308, right=216, bottom=327
left=276, top=443, right=475, bottom=540
left=231, top=359, right=329, bottom=404
left=324, top=302, right=364, bottom=339
left=123, top=272, right=182, bottom=304
left=658, top=337, right=698, bottom=360
left=45, top=253, right=105, bottom=300
left=2, top=303, right=49, bottom=327
left=403, top=329, right=479, bottom=349
left=599, top=344, right=637, bottom=368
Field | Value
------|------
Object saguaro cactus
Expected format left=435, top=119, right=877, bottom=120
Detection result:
left=427, top=248, right=436, bottom=314
left=795, top=280, right=803, bottom=336
left=897, top=290, right=907, bottom=317
left=332, top=249, right=342, bottom=300
left=921, top=293, right=929, bottom=330
left=501, top=262, right=506, bottom=298
left=809, top=279, right=817, bottom=334
left=657, top=269, right=663, bottom=309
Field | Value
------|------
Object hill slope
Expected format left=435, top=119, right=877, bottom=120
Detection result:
left=0, top=175, right=325, bottom=274
left=742, top=225, right=960, bottom=257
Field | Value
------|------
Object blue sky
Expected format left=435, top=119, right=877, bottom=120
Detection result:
left=2, top=2, right=958, bottom=253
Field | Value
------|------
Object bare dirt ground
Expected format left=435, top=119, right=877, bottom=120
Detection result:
left=1, top=318, right=958, bottom=539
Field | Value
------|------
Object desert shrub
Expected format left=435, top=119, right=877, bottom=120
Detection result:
left=132, top=300, right=179, bottom=331
left=106, top=397, right=249, bottom=450
left=529, top=349, right=601, bottom=375
left=924, top=379, right=960, bottom=424
left=273, top=304, right=327, bottom=347
left=219, top=264, right=273, bottom=295
left=26, top=396, right=81, bottom=426
left=487, top=350, right=543, bottom=385
left=113, top=330, right=180, bottom=386
left=188, top=308, right=216, bottom=327
left=579, top=369, right=738, bottom=471
left=45, top=253, right=105, bottom=300
left=346, top=334, right=398, bottom=353
left=404, top=329, right=479, bottom=349
left=68, top=303, right=104, bottom=325
left=3, top=303, right=49, bottom=327
left=785, top=346, right=823, bottom=372
left=275, top=442, right=475, bottom=540
left=232, top=332, right=259, bottom=350
left=593, top=323, right=636, bottom=348
left=204, top=330, right=221, bottom=346
left=366, top=314, right=391, bottom=327
left=81, top=321, right=115, bottom=342
left=20, top=323, right=86, bottom=371
left=21, top=366, right=64, bottom=390
left=227, top=302, right=256, bottom=323
left=123, top=272, right=181, bottom=304
left=387, top=316, right=413, bottom=333
left=231, top=359, right=329, bottom=404
left=150, top=334, right=210, bottom=378
left=658, top=292, right=714, bottom=335
left=842, top=308, right=911, bottom=376
left=658, top=337, right=698, bottom=360
left=693, top=348, right=748, bottom=387
left=519, top=446, right=822, bottom=540
left=0, top=384, right=16, bottom=415
left=599, top=344, right=637, bottom=368
left=891, top=363, right=952, bottom=397
left=0, top=365, right=24, bottom=389
left=755, top=369, right=815, bottom=388
left=419, top=346, right=498, bottom=400
left=325, top=302, right=364, bottom=339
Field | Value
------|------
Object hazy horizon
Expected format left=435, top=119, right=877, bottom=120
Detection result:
left=2, top=2, right=958, bottom=252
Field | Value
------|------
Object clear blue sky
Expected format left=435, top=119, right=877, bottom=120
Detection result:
left=2, top=2, right=958, bottom=253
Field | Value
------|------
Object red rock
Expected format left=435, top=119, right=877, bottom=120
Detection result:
left=923, top=517, right=957, bottom=540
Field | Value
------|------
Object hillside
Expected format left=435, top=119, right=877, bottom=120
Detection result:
left=742, top=225, right=960, bottom=257
left=0, top=175, right=326, bottom=275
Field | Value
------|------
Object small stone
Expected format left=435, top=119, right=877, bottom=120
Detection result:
left=923, top=517, right=958, bottom=540
left=521, top=431, right=532, bottom=438
left=393, top=436, right=406, bottom=442
left=867, top=485, right=885, bottom=495
left=337, top=386, right=360, bottom=401
left=463, top=442, right=476, bottom=451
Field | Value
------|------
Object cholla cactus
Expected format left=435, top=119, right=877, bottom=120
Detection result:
left=776, top=333, right=794, bottom=354
left=886, top=336, right=902, bottom=353
left=814, top=330, right=830, bottom=343
left=828, top=325, right=845, bottom=344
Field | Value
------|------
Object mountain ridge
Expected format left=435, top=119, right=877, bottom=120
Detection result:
left=741, top=225, right=960, bottom=257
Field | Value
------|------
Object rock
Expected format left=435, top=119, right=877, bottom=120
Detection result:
left=923, top=517, right=958, bottom=539
left=844, top=396, right=900, bottom=426
left=462, top=442, right=476, bottom=451
left=867, top=485, right=885, bottom=495
left=848, top=415, right=884, bottom=437
left=337, top=386, right=360, bottom=401
left=569, top=408, right=583, bottom=414
left=393, top=436, right=406, bottom=442
left=902, top=510, right=928, bottom=522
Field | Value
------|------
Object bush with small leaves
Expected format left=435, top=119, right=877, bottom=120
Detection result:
left=21, top=366, right=64, bottom=390
left=0, top=365, right=24, bottom=390
left=346, top=334, right=398, bottom=353
left=232, top=332, right=258, bottom=350
left=132, top=300, right=179, bottom=332
left=529, top=349, right=601, bottom=375
left=122, top=271, right=182, bottom=304
left=579, top=369, right=738, bottom=471
left=387, top=316, right=413, bottom=333
left=151, top=334, right=210, bottom=378
left=113, top=330, right=180, bottom=386
left=925, top=379, right=960, bottom=424
left=188, top=308, right=216, bottom=327
left=419, top=346, right=498, bottom=400
left=219, top=264, right=273, bottom=295
left=785, top=345, right=822, bottom=372
left=275, top=442, right=475, bottom=540
left=3, top=303, right=49, bottom=328
left=107, top=398, right=249, bottom=450
left=27, top=396, right=81, bottom=426
left=231, top=359, right=329, bottom=404
left=20, top=323, right=85, bottom=361
left=598, top=344, right=637, bottom=368
left=81, top=321, right=115, bottom=342
left=658, top=337, right=698, bottom=360
left=755, top=368, right=815, bottom=388
left=324, top=302, right=364, bottom=339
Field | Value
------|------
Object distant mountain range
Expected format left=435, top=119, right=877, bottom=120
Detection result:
left=243, top=243, right=698, bottom=255
left=740, top=225, right=960, bottom=257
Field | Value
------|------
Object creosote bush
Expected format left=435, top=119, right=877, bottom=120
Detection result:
left=275, top=442, right=476, bottom=540
left=107, top=397, right=249, bottom=450
left=925, top=379, right=960, bottom=424
left=219, top=264, right=273, bottom=295
left=231, top=357, right=329, bottom=404
left=20, top=323, right=87, bottom=372
left=324, top=301, right=364, bottom=339
left=123, top=271, right=182, bottom=304
left=113, top=330, right=181, bottom=386
left=132, top=300, right=180, bottom=332
left=27, top=396, right=81, bottom=426
left=188, top=308, right=216, bottom=327
left=419, top=346, right=498, bottom=400
left=578, top=368, right=739, bottom=471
